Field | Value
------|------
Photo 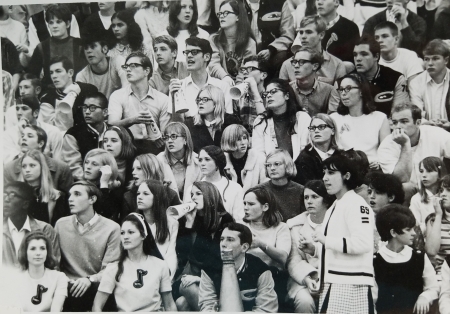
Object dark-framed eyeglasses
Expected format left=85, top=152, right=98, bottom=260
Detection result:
left=81, top=105, right=103, bottom=112
left=337, top=86, right=359, bottom=94
left=265, top=161, right=284, bottom=168
left=261, top=88, right=283, bottom=98
left=290, top=59, right=312, bottom=67
left=308, top=124, right=332, bottom=132
left=4, top=191, right=25, bottom=200
left=183, top=49, right=203, bottom=56
left=121, top=63, right=143, bottom=70
left=196, top=97, right=213, bottom=104
left=162, top=134, right=185, bottom=141
left=239, top=66, right=261, bottom=74
left=216, top=11, right=237, bottom=18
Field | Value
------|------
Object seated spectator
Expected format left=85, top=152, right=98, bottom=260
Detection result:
left=168, top=37, right=233, bottom=118
left=136, top=180, right=179, bottom=278
left=83, top=148, right=123, bottom=222
left=185, top=85, right=241, bottom=153
left=149, top=35, right=188, bottom=95
left=318, top=0, right=360, bottom=63
left=221, top=124, right=268, bottom=192
left=28, top=4, right=87, bottom=89
left=293, top=0, right=354, bottom=30
left=331, top=73, right=390, bottom=168
left=80, top=1, right=115, bottom=41
left=38, top=56, right=98, bottom=132
left=289, top=47, right=340, bottom=116
left=4, top=125, right=73, bottom=194
left=294, top=113, right=339, bottom=185
left=165, top=0, right=210, bottom=62
left=3, top=96, right=63, bottom=163
left=9, top=5, right=29, bottom=31
left=374, top=205, right=439, bottom=314
left=252, top=79, right=311, bottom=160
left=108, top=9, right=153, bottom=60
left=209, top=0, right=256, bottom=83
left=92, top=213, right=177, bottom=312
left=76, top=36, right=128, bottom=99
left=1, top=36, right=22, bottom=92
left=101, top=125, right=137, bottom=185
left=123, top=153, right=181, bottom=219
left=198, top=222, right=278, bottom=312
left=409, top=39, right=450, bottom=124
left=63, top=91, right=109, bottom=181
left=108, top=52, right=170, bottom=155
left=55, top=181, right=121, bottom=312
left=15, top=231, right=68, bottom=312
left=186, top=145, right=245, bottom=222
left=0, top=5, right=29, bottom=67
left=362, top=0, right=426, bottom=56
left=410, top=157, right=448, bottom=231
left=378, top=103, right=450, bottom=186
left=417, top=0, right=440, bottom=41
left=258, top=149, right=306, bottom=222
left=433, top=5, right=450, bottom=40
left=286, top=180, right=335, bottom=313
left=354, top=35, right=409, bottom=117
left=174, top=181, right=234, bottom=311
left=2, top=181, right=60, bottom=269
left=19, top=149, right=69, bottom=227
left=375, top=21, right=424, bottom=84
left=281, top=15, right=350, bottom=85
left=157, top=122, right=202, bottom=202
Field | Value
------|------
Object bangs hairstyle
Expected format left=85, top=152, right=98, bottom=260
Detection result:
left=323, top=153, right=361, bottom=190
left=337, top=72, right=375, bottom=116
left=70, top=180, right=103, bottom=202
left=84, top=149, right=121, bottom=189
left=127, top=154, right=165, bottom=190
left=45, top=4, right=71, bottom=23
left=244, top=186, right=283, bottom=227
left=265, top=149, right=297, bottom=179
left=242, top=55, right=269, bottom=74
left=193, top=85, right=225, bottom=130
left=376, top=204, right=416, bottom=242
left=103, top=126, right=137, bottom=161
left=163, top=122, right=194, bottom=165
left=419, top=157, right=447, bottom=204
left=20, top=149, right=57, bottom=203
left=365, top=172, right=404, bottom=205
left=154, top=34, right=178, bottom=52
left=139, top=180, right=170, bottom=244
left=115, top=213, right=163, bottom=282
left=299, top=15, right=326, bottom=34
left=167, top=0, right=200, bottom=38
left=18, top=231, right=57, bottom=270
left=295, top=46, right=324, bottom=71
left=192, top=181, right=228, bottom=234
left=110, top=9, right=144, bottom=51
left=304, top=180, right=336, bottom=208
left=423, top=39, right=450, bottom=58
left=310, top=113, right=338, bottom=150
left=221, top=124, right=250, bottom=153
left=23, top=125, right=47, bottom=151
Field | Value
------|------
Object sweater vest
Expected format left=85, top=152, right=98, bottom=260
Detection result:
left=31, top=11, right=50, bottom=43
left=370, top=65, right=403, bottom=117
left=373, top=250, right=424, bottom=314
left=206, top=254, right=270, bottom=312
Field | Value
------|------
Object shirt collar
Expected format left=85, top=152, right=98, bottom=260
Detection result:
left=8, top=216, right=31, bottom=233
left=379, top=243, right=411, bottom=258
left=186, top=73, right=213, bottom=87
left=76, top=212, right=99, bottom=227
left=169, top=154, right=185, bottom=165
left=237, top=255, right=246, bottom=274
left=322, top=50, right=330, bottom=61
left=426, top=69, right=449, bottom=84
left=87, top=122, right=108, bottom=136
left=127, top=84, right=155, bottom=99
left=325, top=14, right=340, bottom=30
left=312, top=146, right=335, bottom=160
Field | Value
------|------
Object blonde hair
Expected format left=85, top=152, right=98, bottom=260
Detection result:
left=265, top=149, right=297, bottom=179
left=127, top=154, right=165, bottom=190
left=162, top=122, right=194, bottom=165
left=84, top=149, right=121, bottom=189
left=221, top=124, right=250, bottom=153
left=193, top=85, right=225, bottom=131
left=309, top=113, right=339, bottom=150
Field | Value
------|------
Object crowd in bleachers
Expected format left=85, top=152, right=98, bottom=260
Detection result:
left=2, top=0, right=450, bottom=312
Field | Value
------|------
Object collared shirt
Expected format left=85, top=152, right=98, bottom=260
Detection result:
left=75, top=212, right=99, bottom=234
left=87, top=122, right=108, bottom=147
left=290, top=80, right=339, bottom=116
left=325, top=14, right=340, bottom=30
left=313, top=146, right=335, bottom=161
left=8, top=217, right=31, bottom=255
left=236, top=255, right=246, bottom=274
left=426, top=71, right=448, bottom=120
left=169, top=154, right=186, bottom=194
left=108, top=84, right=170, bottom=140
left=167, top=74, right=233, bottom=117
left=149, top=61, right=189, bottom=95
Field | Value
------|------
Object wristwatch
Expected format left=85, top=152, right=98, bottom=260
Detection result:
left=87, top=275, right=96, bottom=283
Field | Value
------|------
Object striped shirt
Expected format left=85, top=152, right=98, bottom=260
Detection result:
left=435, top=218, right=450, bottom=276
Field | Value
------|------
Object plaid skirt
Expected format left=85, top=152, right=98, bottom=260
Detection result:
left=318, top=283, right=375, bottom=314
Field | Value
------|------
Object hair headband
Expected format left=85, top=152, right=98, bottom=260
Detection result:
left=127, top=213, right=148, bottom=238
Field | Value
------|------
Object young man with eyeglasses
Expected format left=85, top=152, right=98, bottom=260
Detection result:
left=3, top=95, right=63, bottom=164
left=280, top=15, right=351, bottom=85
left=109, top=51, right=170, bottom=155
left=63, top=91, right=110, bottom=181
left=3, top=181, right=60, bottom=269
left=168, top=37, right=233, bottom=119
left=289, top=47, right=339, bottom=116
left=149, top=35, right=189, bottom=96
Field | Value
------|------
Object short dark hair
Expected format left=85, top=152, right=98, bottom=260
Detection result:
left=5, top=181, right=36, bottom=202
left=223, top=222, right=253, bottom=247
left=323, top=153, right=362, bottom=190
left=423, top=39, right=450, bottom=59
left=376, top=204, right=416, bottom=241
left=337, top=72, right=376, bottom=115
left=81, top=35, right=109, bottom=51
left=70, top=180, right=102, bottom=203
left=49, top=55, right=74, bottom=72
left=185, top=36, right=213, bottom=64
left=45, top=4, right=71, bottom=23
left=125, top=52, right=153, bottom=79
left=365, top=172, right=405, bottom=204
left=244, top=186, right=283, bottom=227
left=18, top=73, right=42, bottom=89
left=391, top=102, right=422, bottom=122
left=83, top=91, right=108, bottom=109
left=374, top=21, right=399, bottom=37
left=295, top=46, right=324, bottom=72
left=355, top=35, right=380, bottom=61
left=242, top=55, right=269, bottom=73
left=340, top=149, right=369, bottom=187
left=24, top=125, right=47, bottom=151
left=16, top=95, right=40, bottom=112
left=18, top=231, right=57, bottom=270
left=154, top=35, right=178, bottom=52
left=304, top=180, right=336, bottom=208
